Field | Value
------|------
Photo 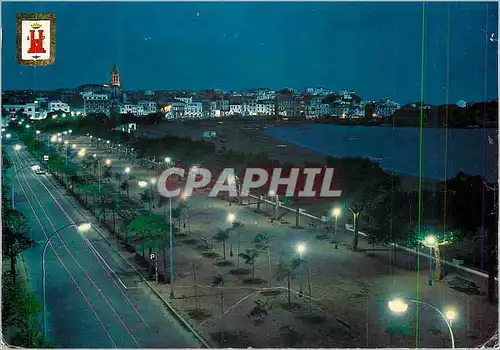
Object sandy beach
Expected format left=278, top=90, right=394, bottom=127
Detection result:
left=138, top=118, right=437, bottom=193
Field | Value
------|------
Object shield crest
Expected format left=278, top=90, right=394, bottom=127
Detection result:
left=16, top=13, right=56, bottom=66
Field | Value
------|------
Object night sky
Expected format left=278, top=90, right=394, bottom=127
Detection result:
left=2, top=2, right=498, bottom=105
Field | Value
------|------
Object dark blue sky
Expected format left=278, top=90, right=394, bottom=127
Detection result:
left=3, top=2, right=498, bottom=105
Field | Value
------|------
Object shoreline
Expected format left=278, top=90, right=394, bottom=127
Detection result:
left=138, top=119, right=438, bottom=192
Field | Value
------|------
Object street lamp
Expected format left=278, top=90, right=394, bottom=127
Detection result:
left=295, top=243, right=306, bottom=295
left=269, top=190, right=279, bottom=219
left=42, top=222, right=91, bottom=338
left=150, top=178, right=157, bottom=206
left=227, top=213, right=236, bottom=223
left=124, top=167, right=130, bottom=174
left=332, top=207, right=341, bottom=237
left=14, top=144, right=21, bottom=151
left=63, top=141, right=69, bottom=164
left=165, top=157, right=171, bottom=164
left=167, top=194, right=174, bottom=299
left=105, top=159, right=111, bottom=167
left=93, top=154, right=102, bottom=194
left=422, top=234, right=437, bottom=286
left=388, top=297, right=456, bottom=348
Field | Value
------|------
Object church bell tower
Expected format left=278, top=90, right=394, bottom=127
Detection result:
left=110, top=64, right=120, bottom=87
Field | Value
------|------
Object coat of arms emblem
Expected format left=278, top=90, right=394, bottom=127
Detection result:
left=16, top=13, right=56, bottom=66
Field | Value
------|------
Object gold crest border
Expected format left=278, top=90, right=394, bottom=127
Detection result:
left=16, top=13, right=56, bottom=66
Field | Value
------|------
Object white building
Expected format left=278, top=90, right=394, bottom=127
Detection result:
left=254, top=89, right=275, bottom=101
left=2, top=103, right=38, bottom=119
left=83, top=93, right=111, bottom=116
left=31, top=110, right=48, bottom=120
left=306, top=87, right=332, bottom=96
left=116, top=104, right=145, bottom=116
left=340, top=89, right=357, bottom=100
left=320, top=104, right=333, bottom=117
left=229, top=104, right=243, bottom=115
left=210, top=109, right=221, bottom=118
left=185, top=102, right=203, bottom=118
left=175, top=97, right=193, bottom=104
left=48, top=100, right=71, bottom=113
left=138, top=101, right=157, bottom=115
left=114, top=123, right=137, bottom=133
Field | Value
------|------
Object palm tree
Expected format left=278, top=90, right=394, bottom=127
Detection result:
left=229, top=221, right=243, bottom=264
left=213, top=229, right=230, bottom=260
left=239, top=248, right=259, bottom=278
left=254, top=233, right=273, bottom=287
left=276, top=255, right=301, bottom=306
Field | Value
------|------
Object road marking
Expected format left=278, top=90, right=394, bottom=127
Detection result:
left=17, top=151, right=136, bottom=290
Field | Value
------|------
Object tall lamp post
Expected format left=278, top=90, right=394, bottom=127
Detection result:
left=421, top=234, right=450, bottom=284
left=150, top=177, right=157, bottom=208
left=92, top=154, right=102, bottom=194
left=42, top=222, right=91, bottom=339
left=332, top=207, right=341, bottom=237
left=228, top=175, right=241, bottom=206
left=63, top=140, right=69, bottom=164
left=422, top=235, right=437, bottom=286
left=269, top=190, right=279, bottom=219
left=168, top=194, right=174, bottom=298
left=296, top=243, right=306, bottom=296
left=388, top=297, right=457, bottom=348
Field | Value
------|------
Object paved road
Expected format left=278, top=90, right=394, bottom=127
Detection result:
left=7, top=140, right=202, bottom=348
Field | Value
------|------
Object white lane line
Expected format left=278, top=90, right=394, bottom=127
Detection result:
left=18, top=150, right=135, bottom=290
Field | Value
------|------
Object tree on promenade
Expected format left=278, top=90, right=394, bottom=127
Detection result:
left=326, top=156, right=397, bottom=250
left=443, top=172, right=498, bottom=302
left=2, top=209, right=35, bottom=284
left=213, top=229, right=230, bottom=260
left=126, top=214, right=172, bottom=277
left=276, top=253, right=301, bottom=306
left=239, top=248, right=260, bottom=278
left=254, top=233, right=273, bottom=287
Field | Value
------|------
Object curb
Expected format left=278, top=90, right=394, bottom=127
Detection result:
left=22, top=145, right=212, bottom=348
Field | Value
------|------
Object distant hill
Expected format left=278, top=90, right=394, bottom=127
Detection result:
left=387, top=100, right=498, bottom=128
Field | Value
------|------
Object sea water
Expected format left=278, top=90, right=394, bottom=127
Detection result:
left=267, top=124, right=498, bottom=181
